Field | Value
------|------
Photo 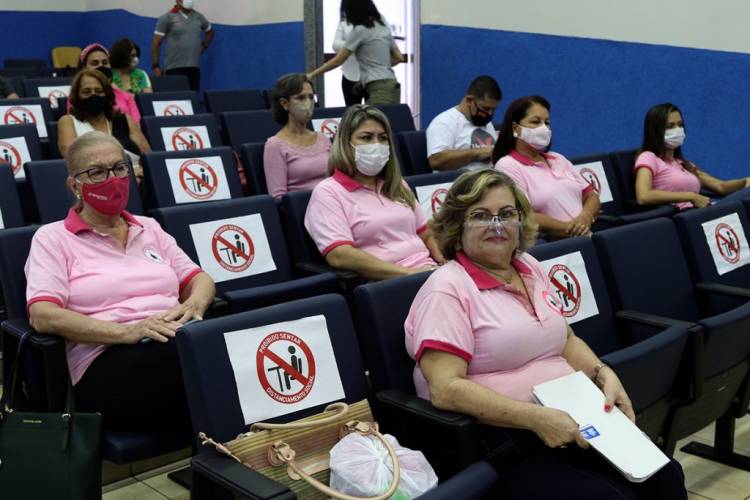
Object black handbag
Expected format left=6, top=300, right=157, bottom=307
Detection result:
left=0, top=331, right=102, bottom=500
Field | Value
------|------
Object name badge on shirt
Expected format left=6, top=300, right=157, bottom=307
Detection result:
left=143, top=247, right=166, bottom=264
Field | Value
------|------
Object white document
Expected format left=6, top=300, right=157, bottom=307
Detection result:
left=572, top=161, right=613, bottom=203
left=37, top=85, right=71, bottom=109
left=189, top=213, right=277, bottom=284
left=152, top=100, right=194, bottom=117
left=160, top=125, right=211, bottom=152
left=224, top=315, right=346, bottom=425
left=539, top=251, right=599, bottom=324
left=165, top=155, right=232, bottom=204
left=415, top=182, right=453, bottom=219
left=0, top=104, right=47, bottom=138
left=312, top=117, right=341, bottom=140
left=533, top=371, right=669, bottom=482
left=0, top=135, right=32, bottom=179
left=701, top=212, right=750, bottom=276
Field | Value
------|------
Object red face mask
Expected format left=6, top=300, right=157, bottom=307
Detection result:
left=80, top=176, right=130, bottom=216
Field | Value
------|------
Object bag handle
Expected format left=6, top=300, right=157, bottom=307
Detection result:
left=250, top=402, right=349, bottom=432
left=268, top=420, right=401, bottom=500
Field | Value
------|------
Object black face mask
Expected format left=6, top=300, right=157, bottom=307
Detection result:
left=470, top=102, right=493, bottom=127
left=96, top=66, right=113, bottom=80
left=79, top=95, right=109, bottom=116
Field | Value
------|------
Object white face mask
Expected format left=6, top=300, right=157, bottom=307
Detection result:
left=517, top=124, right=552, bottom=151
left=352, top=143, right=390, bottom=176
left=664, top=127, right=685, bottom=149
left=181, top=0, right=194, bottom=10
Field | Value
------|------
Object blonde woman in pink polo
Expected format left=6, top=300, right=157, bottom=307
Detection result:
left=405, top=168, right=687, bottom=499
left=25, top=132, right=215, bottom=433
left=493, top=96, right=600, bottom=239
left=305, top=105, right=444, bottom=280
left=634, top=102, right=750, bottom=210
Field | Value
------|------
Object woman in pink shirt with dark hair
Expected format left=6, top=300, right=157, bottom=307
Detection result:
left=634, top=102, right=750, bottom=210
left=26, top=132, right=215, bottom=433
left=305, top=104, right=444, bottom=280
left=405, top=168, right=686, bottom=499
left=493, top=96, right=600, bottom=239
left=264, top=73, right=331, bottom=198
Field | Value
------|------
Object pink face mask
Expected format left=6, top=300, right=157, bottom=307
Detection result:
left=80, top=176, right=130, bottom=216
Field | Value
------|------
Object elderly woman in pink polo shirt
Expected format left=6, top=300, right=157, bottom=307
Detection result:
left=305, top=105, right=444, bottom=280
left=405, top=168, right=686, bottom=499
left=25, top=131, right=215, bottom=432
left=635, top=102, right=750, bottom=210
left=264, top=73, right=331, bottom=198
left=493, top=96, right=600, bottom=239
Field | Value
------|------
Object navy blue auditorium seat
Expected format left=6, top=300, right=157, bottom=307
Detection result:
left=150, top=74, right=191, bottom=92
left=141, top=146, right=243, bottom=209
left=204, top=89, right=267, bottom=115
left=178, top=294, right=496, bottom=499
left=0, top=123, right=43, bottom=173
left=151, top=196, right=339, bottom=314
left=221, top=110, right=281, bottom=151
left=569, top=152, right=676, bottom=226
left=239, top=142, right=267, bottom=196
left=142, top=113, right=221, bottom=152
left=376, top=104, right=416, bottom=134
left=397, top=130, right=430, bottom=175
left=0, top=163, right=24, bottom=228
left=0, top=225, right=189, bottom=465
left=136, top=90, right=201, bottom=117
left=22, top=77, right=73, bottom=102
left=0, top=98, right=54, bottom=141
left=24, top=159, right=143, bottom=223
left=593, top=218, right=750, bottom=458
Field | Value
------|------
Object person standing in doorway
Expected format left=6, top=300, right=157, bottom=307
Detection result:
left=151, top=0, right=214, bottom=92
left=308, top=0, right=403, bottom=105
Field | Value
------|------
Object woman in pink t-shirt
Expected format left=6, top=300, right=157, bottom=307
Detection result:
left=493, top=96, right=600, bottom=239
left=406, top=168, right=686, bottom=498
left=635, top=102, right=750, bottom=210
left=264, top=73, right=331, bottom=198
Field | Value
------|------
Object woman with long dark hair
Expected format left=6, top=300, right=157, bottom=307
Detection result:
left=308, top=0, right=402, bottom=105
left=635, top=103, right=750, bottom=210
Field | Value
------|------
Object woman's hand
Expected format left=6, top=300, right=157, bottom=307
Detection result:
left=122, top=315, right=182, bottom=343
left=596, top=366, right=636, bottom=422
left=690, top=193, right=711, bottom=208
left=566, top=212, right=593, bottom=237
left=530, top=406, right=590, bottom=449
left=161, top=299, right=207, bottom=324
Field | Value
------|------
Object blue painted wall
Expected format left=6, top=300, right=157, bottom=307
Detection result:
left=421, top=25, right=750, bottom=179
left=0, top=9, right=304, bottom=92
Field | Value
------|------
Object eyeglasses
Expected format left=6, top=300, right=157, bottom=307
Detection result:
left=464, top=208, right=520, bottom=227
left=75, top=159, right=131, bottom=184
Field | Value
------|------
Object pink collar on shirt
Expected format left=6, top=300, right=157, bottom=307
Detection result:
left=455, top=251, right=533, bottom=290
left=63, top=207, right=142, bottom=234
left=332, top=169, right=383, bottom=193
left=509, top=149, right=555, bottom=166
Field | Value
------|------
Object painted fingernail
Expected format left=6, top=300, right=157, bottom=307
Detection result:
left=604, top=404, right=612, bottom=412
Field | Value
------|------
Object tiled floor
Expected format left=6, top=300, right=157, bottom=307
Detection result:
left=105, top=414, right=750, bottom=500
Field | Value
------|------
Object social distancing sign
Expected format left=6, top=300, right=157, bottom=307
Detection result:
left=165, top=155, right=231, bottom=204
left=540, top=251, right=599, bottom=324
left=415, top=182, right=453, bottom=218
left=37, top=85, right=70, bottom=109
left=0, top=104, right=47, bottom=138
left=0, top=136, right=32, bottom=179
left=224, top=314, right=346, bottom=424
left=152, top=100, right=194, bottom=117
left=160, top=125, right=210, bottom=152
left=572, top=161, right=613, bottom=203
left=189, top=213, right=277, bottom=283
left=701, top=213, right=750, bottom=275
left=312, top=117, right=341, bottom=140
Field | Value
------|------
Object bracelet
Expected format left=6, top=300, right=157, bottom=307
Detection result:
left=592, top=363, right=608, bottom=386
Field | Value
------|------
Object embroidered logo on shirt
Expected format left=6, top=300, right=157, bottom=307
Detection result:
left=143, top=247, right=165, bottom=264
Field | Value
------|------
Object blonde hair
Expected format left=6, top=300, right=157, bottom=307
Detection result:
left=430, top=169, right=538, bottom=260
left=65, top=131, right=125, bottom=175
left=328, top=104, right=416, bottom=208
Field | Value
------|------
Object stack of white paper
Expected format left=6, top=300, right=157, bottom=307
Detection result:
left=533, top=371, right=669, bottom=482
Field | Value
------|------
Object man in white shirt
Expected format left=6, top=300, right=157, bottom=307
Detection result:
left=426, top=76, right=502, bottom=171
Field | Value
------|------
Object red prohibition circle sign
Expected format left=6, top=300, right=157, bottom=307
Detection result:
left=256, top=331, right=316, bottom=404
left=430, top=188, right=449, bottom=214
left=320, top=119, right=339, bottom=139
left=715, top=223, right=741, bottom=264
left=47, top=90, right=67, bottom=107
left=548, top=264, right=582, bottom=317
left=164, top=104, right=186, bottom=116
left=171, top=127, right=204, bottom=151
left=0, top=140, right=22, bottom=174
left=211, top=224, right=255, bottom=272
left=179, top=159, right=218, bottom=200
left=3, top=106, right=36, bottom=125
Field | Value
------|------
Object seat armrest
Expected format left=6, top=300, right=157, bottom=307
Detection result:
left=192, top=452, right=295, bottom=500
left=594, top=214, right=622, bottom=225
left=696, top=282, right=750, bottom=299
left=615, top=309, right=699, bottom=331
left=207, top=297, right=229, bottom=317
left=376, top=389, right=476, bottom=426
left=295, top=261, right=357, bottom=280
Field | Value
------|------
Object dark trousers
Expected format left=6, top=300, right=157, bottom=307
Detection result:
left=480, top=426, right=687, bottom=500
left=166, top=67, right=201, bottom=92
left=74, top=340, right=191, bottom=435
left=342, top=76, right=367, bottom=106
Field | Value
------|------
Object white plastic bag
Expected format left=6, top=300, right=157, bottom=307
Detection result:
left=329, top=432, right=438, bottom=499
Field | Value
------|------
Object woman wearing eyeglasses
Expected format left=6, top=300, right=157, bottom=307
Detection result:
left=264, top=73, right=331, bottom=198
left=25, top=131, right=215, bottom=434
left=493, top=96, right=601, bottom=239
left=405, top=168, right=686, bottom=499
left=58, top=69, right=151, bottom=184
